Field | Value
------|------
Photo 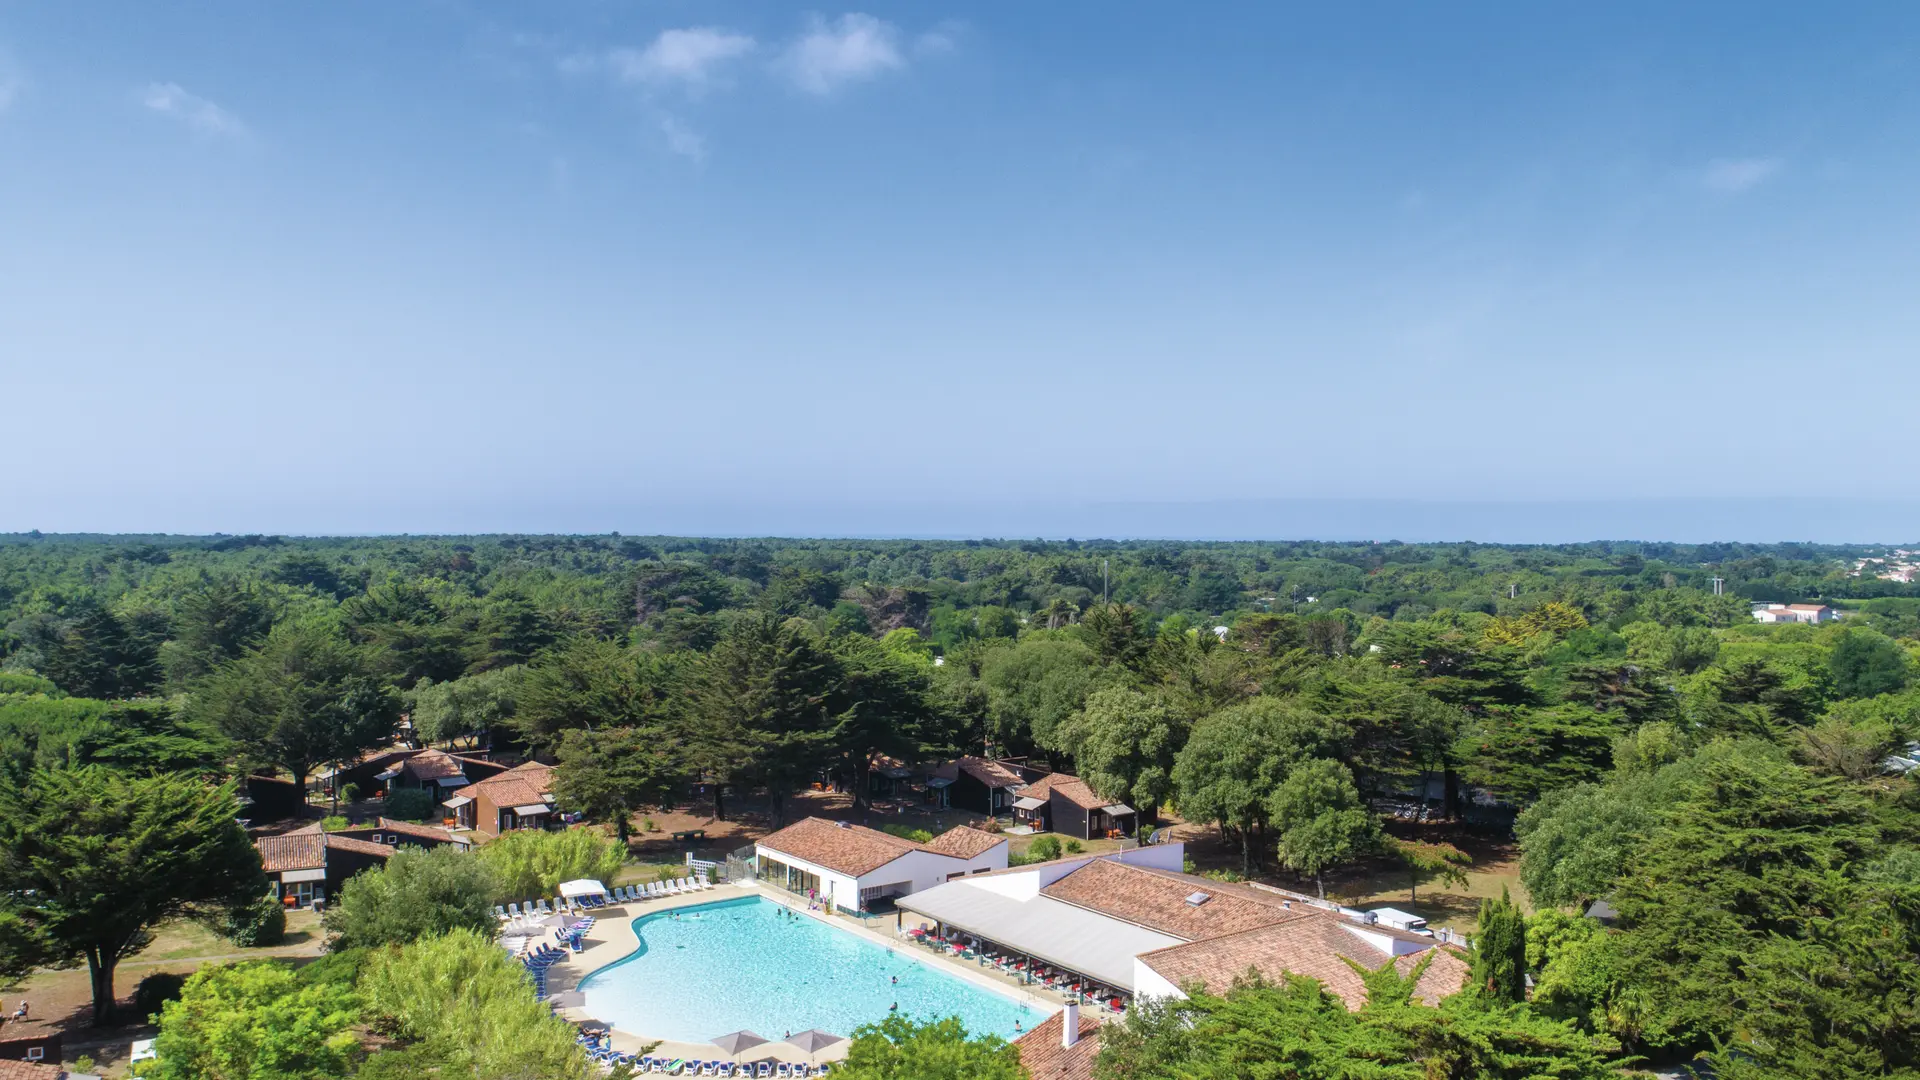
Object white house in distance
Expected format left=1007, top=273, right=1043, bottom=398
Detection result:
left=1752, top=602, right=1838, bottom=624
left=754, top=817, right=1008, bottom=913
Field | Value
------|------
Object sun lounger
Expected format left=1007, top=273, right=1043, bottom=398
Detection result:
left=648, top=881, right=665, bottom=898
left=753, top=1063, right=772, bottom=1078
left=673, top=878, right=691, bottom=893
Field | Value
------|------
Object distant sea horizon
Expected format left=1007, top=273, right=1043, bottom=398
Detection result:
left=8, top=497, right=1920, bottom=546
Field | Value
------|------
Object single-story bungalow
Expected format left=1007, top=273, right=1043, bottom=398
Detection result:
left=929, top=756, right=1033, bottom=815
left=1014, top=773, right=1138, bottom=840
left=443, top=761, right=558, bottom=838
left=238, top=774, right=308, bottom=824
left=754, top=818, right=1009, bottom=913
left=316, top=748, right=425, bottom=799
left=898, top=846, right=1468, bottom=1018
left=255, top=831, right=395, bottom=908
left=327, top=817, right=472, bottom=851
left=378, top=748, right=510, bottom=796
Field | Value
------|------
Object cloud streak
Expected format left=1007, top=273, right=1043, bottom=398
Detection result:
left=1700, top=157, right=1781, bottom=194
left=605, top=27, right=757, bottom=92
left=142, top=82, right=245, bottom=137
left=780, top=14, right=905, bottom=95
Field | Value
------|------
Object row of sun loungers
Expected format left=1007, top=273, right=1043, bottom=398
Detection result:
left=593, top=1055, right=830, bottom=1077
left=496, top=876, right=717, bottom=924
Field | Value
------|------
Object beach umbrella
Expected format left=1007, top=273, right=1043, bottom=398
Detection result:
left=574, top=1017, right=611, bottom=1034
left=711, top=1030, right=769, bottom=1059
left=784, top=1030, right=844, bottom=1060
left=537, top=914, right=574, bottom=929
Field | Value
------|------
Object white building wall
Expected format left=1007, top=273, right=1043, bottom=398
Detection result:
left=754, top=847, right=861, bottom=911
left=1132, top=959, right=1185, bottom=1002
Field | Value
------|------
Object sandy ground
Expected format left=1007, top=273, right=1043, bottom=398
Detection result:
left=529, top=879, right=1072, bottom=1070
left=1, top=909, right=328, bottom=1076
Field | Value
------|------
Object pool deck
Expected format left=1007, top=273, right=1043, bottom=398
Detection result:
left=526, top=880, right=1071, bottom=1066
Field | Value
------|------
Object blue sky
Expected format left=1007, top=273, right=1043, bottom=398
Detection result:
left=4, top=3, right=1919, bottom=539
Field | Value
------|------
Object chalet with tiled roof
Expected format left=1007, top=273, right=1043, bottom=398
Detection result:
left=754, top=818, right=1008, bottom=913
left=1014, top=772, right=1139, bottom=840
left=444, top=761, right=557, bottom=838
left=928, top=756, right=1035, bottom=815
left=255, top=831, right=395, bottom=909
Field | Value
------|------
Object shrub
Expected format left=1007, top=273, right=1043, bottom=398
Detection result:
left=1026, top=835, right=1062, bottom=861
left=221, top=896, right=287, bottom=948
left=132, top=972, right=190, bottom=1023
left=643, top=817, right=658, bottom=833
left=978, top=817, right=1003, bottom=833
left=475, top=828, right=625, bottom=902
left=1063, top=839, right=1084, bottom=854
left=72, top=1056, right=95, bottom=1074
left=323, top=846, right=500, bottom=950
left=1201, top=867, right=1247, bottom=883
left=145, top=962, right=359, bottom=1080
left=880, top=824, right=934, bottom=843
left=340, top=782, right=363, bottom=803
left=359, top=928, right=590, bottom=1079
left=0, top=671, right=59, bottom=696
left=320, top=815, right=350, bottom=832
left=384, top=788, right=434, bottom=821
left=296, top=948, right=369, bottom=989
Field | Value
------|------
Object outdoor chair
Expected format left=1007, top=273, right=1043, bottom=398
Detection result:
left=538, top=899, right=553, bottom=914
left=755, top=1063, right=773, bottom=1078
left=679, top=878, right=696, bottom=892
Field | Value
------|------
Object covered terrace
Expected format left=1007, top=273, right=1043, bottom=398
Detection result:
left=894, top=882, right=1178, bottom=1014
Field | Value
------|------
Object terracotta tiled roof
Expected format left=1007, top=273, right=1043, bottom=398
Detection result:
left=1022, top=772, right=1105, bottom=810
left=374, top=817, right=464, bottom=843
left=1136, top=912, right=1471, bottom=1010
left=400, top=749, right=466, bottom=781
left=757, top=817, right=942, bottom=877
left=0, top=1061, right=77, bottom=1080
left=452, top=761, right=555, bottom=808
left=1013, top=1011, right=1103, bottom=1080
left=324, top=834, right=398, bottom=859
left=924, top=826, right=1007, bottom=860
left=933, top=756, right=1025, bottom=788
left=1043, top=860, right=1304, bottom=940
left=256, top=833, right=325, bottom=872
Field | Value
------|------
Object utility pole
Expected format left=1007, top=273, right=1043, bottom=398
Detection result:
left=1712, top=576, right=1724, bottom=596
left=1103, top=559, right=1109, bottom=605
left=1509, top=582, right=1518, bottom=600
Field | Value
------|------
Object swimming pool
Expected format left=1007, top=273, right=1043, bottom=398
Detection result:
left=578, top=896, right=1041, bottom=1044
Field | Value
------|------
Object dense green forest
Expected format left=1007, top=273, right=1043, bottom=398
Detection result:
left=4, top=532, right=1920, bottom=1078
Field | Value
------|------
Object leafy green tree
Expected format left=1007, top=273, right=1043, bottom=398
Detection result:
left=1388, top=838, right=1472, bottom=909
left=1828, top=626, right=1911, bottom=699
left=474, top=828, right=625, bottom=902
left=8, top=598, right=164, bottom=699
left=140, top=961, right=361, bottom=1080
left=1470, top=888, right=1528, bottom=1002
left=268, top=553, right=346, bottom=598
left=551, top=725, right=687, bottom=842
left=161, top=577, right=276, bottom=692
left=409, top=666, right=524, bottom=747
left=469, top=593, right=556, bottom=673
left=1080, top=602, right=1151, bottom=671
left=189, top=621, right=401, bottom=788
left=691, top=614, right=843, bottom=827
left=831, top=635, right=958, bottom=811
left=0, top=767, right=265, bottom=1025
left=977, top=636, right=1111, bottom=754
left=1172, top=698, right=1346, bottom=874
left=1053, top=687, right=1187, bottom=818
left=340, top=580, right=472, bottom=687
left=1460, top=704, right=1622, bottom=804
left=514, top=636, right=680, bottom=749
left=1268, top=758, right=1381, bottom=898
left=834, top=1014, right=1024, bottom=1080
left=358, top=927, right=591, bottom=1080
left=0, top=694, right=228, bottom=783
left=1620, top=621, right=1719, bottom=675
left=1094, top=964, right=1623, bottom=1080
left=323, top=845, right=501, bottom=950
left=1515, top=779, right=1659, bottom=910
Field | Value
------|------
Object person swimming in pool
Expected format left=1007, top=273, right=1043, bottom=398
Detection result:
left=889, top=1002, right=898, bottom=1012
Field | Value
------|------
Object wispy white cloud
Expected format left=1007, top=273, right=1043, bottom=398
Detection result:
left=659, top=115, right=706, bottom=161
left=914, top=20, right=964, bottom=57
left=142, top=82, right=246, bottom=137
left=780, top=13, right=905, bottom=95
left=1699, top=157, right=1781, bottom=194
left=565, top=27, right=756, bottom=94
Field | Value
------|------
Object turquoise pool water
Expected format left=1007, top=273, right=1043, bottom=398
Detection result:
left=577, top=896, right=1040, bottom=1044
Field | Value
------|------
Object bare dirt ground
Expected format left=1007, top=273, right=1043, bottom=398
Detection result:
left=1, top=910, right=326, bottom=1076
